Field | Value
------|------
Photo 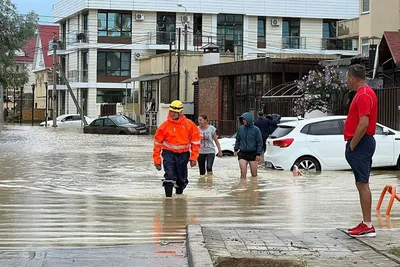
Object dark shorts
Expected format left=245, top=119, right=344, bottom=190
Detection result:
left=345, top=135, right=376, bottom=183
left=238, top=151, right=258, bottom=162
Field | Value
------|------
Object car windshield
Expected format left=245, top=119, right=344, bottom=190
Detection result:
left=110, top=116, right=130, bottom=126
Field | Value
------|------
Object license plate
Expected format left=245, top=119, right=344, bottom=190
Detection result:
left=265, top=162, right=273, bottom=168
left=140, top=130, right=147, bottom=133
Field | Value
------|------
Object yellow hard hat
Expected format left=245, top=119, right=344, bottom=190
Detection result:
left=169, top=100, right=183, bottom=113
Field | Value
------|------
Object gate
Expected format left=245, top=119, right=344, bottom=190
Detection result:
left=100, top=104, right=116, bottom=116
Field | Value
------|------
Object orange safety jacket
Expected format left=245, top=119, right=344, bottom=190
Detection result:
left=153, top=114, right=201, bottom=165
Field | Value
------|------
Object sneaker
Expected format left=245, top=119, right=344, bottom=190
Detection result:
left=348, top=223, right=376, bottom=238
left=348, top=222, right=363, bottom=233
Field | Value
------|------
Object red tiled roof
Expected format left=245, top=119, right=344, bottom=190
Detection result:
left=38, top=25, right=60, bottom=68
left=382, top=31, right=400, bottom=64
left=14, top=36, right=37, bottom=63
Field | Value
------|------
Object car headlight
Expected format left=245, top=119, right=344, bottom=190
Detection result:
left=128, top=127, right=137, bottom=132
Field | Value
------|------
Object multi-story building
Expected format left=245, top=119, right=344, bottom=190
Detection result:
left=52, top=0, right=358, bottom=119
left=338, top=0, right=400, bottom=57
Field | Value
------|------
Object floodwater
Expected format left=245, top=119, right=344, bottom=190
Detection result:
left=0, top=125, right=399, bottom=250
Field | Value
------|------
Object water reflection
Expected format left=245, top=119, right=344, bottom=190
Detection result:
left=0, top=126, right=399, bottom=249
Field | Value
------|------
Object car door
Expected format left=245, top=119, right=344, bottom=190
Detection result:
left=372, top=125, right=394, bottom=166
left=91, top=119, right=104, bottom=134
left=71, top=115, right=84, bottom=128
left=305, top=119, right=347, bottom=168
left=59, top=115, right=74, bottom=128
left=103, top=118, right=118, bottom=134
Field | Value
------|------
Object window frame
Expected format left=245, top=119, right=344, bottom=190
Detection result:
left=217, top=14, right=244, bottom=54
left=156, top=12, right=176, bottom=45
left=362, top=0, right=370, bottom=13
left=282, top=18, right=301, bottom=49
left=361, top=38, right=370, bottom=57
left=97, top=51, right=131, bottom=77
left=98, top=12, right=132, bottom=37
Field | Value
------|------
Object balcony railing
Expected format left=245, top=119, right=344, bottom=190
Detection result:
left=68, top=69, right=88, bottom=83
left=322, top=38, right=354, bottom=51
left=47, top=75, right=65, bottom=85
left=282, top=36, right=306, bottom=49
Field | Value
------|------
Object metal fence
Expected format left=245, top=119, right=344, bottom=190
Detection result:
left=375, top=87, right=398, bottom=130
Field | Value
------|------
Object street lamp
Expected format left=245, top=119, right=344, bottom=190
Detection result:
left=31, top=83, right=35, bottom=126
left=177, top=4, right=188, bottom=50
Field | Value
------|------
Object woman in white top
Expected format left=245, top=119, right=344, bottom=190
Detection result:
left=197, top=115, right=223, bottom=176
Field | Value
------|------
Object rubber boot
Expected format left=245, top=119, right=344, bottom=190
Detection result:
left=175, top=187, right=183, bottom=195
left=164, top=184, right=173, bottom=197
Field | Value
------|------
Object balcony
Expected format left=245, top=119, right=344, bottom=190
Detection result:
left=337, top=18, right=359, bottom=39
left=47, top=75, right=67, bottom=90
left=282, top=36, right=307, bottom=49
left=322, top=38, right=354, bottom=51
left=68, top=69, right=88, bottom=83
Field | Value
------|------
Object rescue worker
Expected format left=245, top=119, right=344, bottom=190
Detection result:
left=153, top=100, right=201, bottom=197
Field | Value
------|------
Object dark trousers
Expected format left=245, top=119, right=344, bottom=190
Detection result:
left=162, top=150, right=190, bottom=190
left=197, top=153, right=216, bottom=175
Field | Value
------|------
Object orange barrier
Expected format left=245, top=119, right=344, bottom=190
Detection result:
left=376, top=185, right=400, bottom=216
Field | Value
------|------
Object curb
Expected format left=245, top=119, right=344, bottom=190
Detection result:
left=338, top=229, right=400, bottom=265
left=186, top=224, right=214, bottom=267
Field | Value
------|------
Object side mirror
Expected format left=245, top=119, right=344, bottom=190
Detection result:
left=383, top=128, right=390, bottom=135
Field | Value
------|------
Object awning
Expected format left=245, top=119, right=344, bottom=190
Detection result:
left=121, top=73, right=174, bottom=83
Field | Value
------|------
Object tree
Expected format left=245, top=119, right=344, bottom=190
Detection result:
left=293, top=67, right=348, bottom=116
left=0, top=0, right=38, bottom=89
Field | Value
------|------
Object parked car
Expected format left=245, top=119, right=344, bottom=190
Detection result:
left=83, top=115, right=148, bottom=135
left=264, top=115, right=400, bottom=172
left=218, top=117, right=303, bottom=156
left=39, top=114, right=93, bottom=128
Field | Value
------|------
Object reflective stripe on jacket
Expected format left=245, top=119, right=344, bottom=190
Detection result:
left=153, top=114, right=201, bottom=165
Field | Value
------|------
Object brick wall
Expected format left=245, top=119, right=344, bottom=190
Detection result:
left=198, top=77, right=220, bottom=121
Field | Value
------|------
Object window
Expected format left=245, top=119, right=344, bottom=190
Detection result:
left=308, top=120, right=342, bottom=135
left=104, top=118, right=115, bottom=127
left=83, top=13, right=89, bottom=32
left=72, top=115, right=82, bottom=121
left=282, top=19, right=301, bottom=49
left=361, top=38, right=370, bottom=57
left=92, top=119, right=103, bottom=126
left=98, top=12, right=132, bottom=37
left=97, top=51, right=131, bottom=77
left=270, top=126, right=295, bottom=139
left=257, top=17, right=266, bottom=48
left=96, top=89, right=127, bottom=103
left=82, top=51, right=88, bottom=82
left=156, top=13, right=176, bottom=44
left=193, top=14, right=202, bottom=46
left=362, top=0, right=370, bottom=13
left=323, top=20, right=337, bottom=39
left=217, top=14, right=243, bottom=55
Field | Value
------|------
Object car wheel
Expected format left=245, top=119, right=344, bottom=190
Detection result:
left=119, top=131, right=127, bottom=135
left=396, top=155, right=400, bottom=170
left=293, top=156, right=321, bottom=172
left=221, top=150, right=234, bottom=157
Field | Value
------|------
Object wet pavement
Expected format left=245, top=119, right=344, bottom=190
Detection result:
left=0, top=125, right=400, bottom=265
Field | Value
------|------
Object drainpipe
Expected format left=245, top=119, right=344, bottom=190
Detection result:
left=185, top=70, right=189, bottom=101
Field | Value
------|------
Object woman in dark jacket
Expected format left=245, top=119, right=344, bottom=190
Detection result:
left=234, top=112, right=263, bottom=179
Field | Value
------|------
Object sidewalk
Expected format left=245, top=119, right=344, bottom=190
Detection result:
left=187, top=225, right=400, bottom=267
left=0, top=243, right=188, bottom=267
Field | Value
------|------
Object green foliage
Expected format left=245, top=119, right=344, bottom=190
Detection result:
left=0, top=0, right=38, bottom=88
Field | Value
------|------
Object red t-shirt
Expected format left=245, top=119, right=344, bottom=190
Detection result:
left=344, top=85, right=378, bottom=141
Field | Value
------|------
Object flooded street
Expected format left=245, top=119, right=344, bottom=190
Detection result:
left=0, top=125, right=399, bottom=251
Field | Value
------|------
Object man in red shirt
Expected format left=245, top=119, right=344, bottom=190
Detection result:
left=344, top=64, right=378, bottom=238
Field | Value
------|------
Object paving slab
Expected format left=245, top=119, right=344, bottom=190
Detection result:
left=189, top=226, right=400, bottom=267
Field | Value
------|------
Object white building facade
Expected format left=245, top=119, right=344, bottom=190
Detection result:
left=51, top=0, right=359, bottom=118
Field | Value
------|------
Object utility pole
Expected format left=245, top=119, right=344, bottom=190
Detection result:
left=31, top=83, right=35, bottom=126
left=44, top=82, right=48, bottom=128
left=0, top=84, right=4, bottom=125
left=177, top=28, right=181, bottom=100
left=169, top=42, right=172, bottom=103
left=177, top=4, right=188, bottom=51
left=52, top=32, right=58, bottom=127
left=19, top=86, right=23, bottom=125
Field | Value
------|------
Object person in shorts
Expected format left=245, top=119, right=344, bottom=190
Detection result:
left=344, top=64, right=378, bottom=238
left=234, top=112, right=263, bottom=179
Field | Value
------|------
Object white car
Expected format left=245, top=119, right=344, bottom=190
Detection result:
left=264, top=115, right=400, bottom=171
left=40, top=114, right=93, bottom=129
left=218, top=117, right=303, bottom=156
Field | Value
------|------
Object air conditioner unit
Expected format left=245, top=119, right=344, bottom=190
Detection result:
left=135, top=13, right=144, bottom=21
left=181, top=15, right=189, bottom=24
left=271, top=18, right=280, bottom=27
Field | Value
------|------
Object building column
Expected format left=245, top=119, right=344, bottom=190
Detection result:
left=87, top=88, right=97, bottom=118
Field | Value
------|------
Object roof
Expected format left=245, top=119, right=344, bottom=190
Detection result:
left=279, top=116, right=347, bottom=127
left=121, top=73, right=177, bottom=83
left=13, top=36, right=37, bottom=63
left=38, top=25, right=60, bottom=68
left=380, top=31, right=400, bottom=65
